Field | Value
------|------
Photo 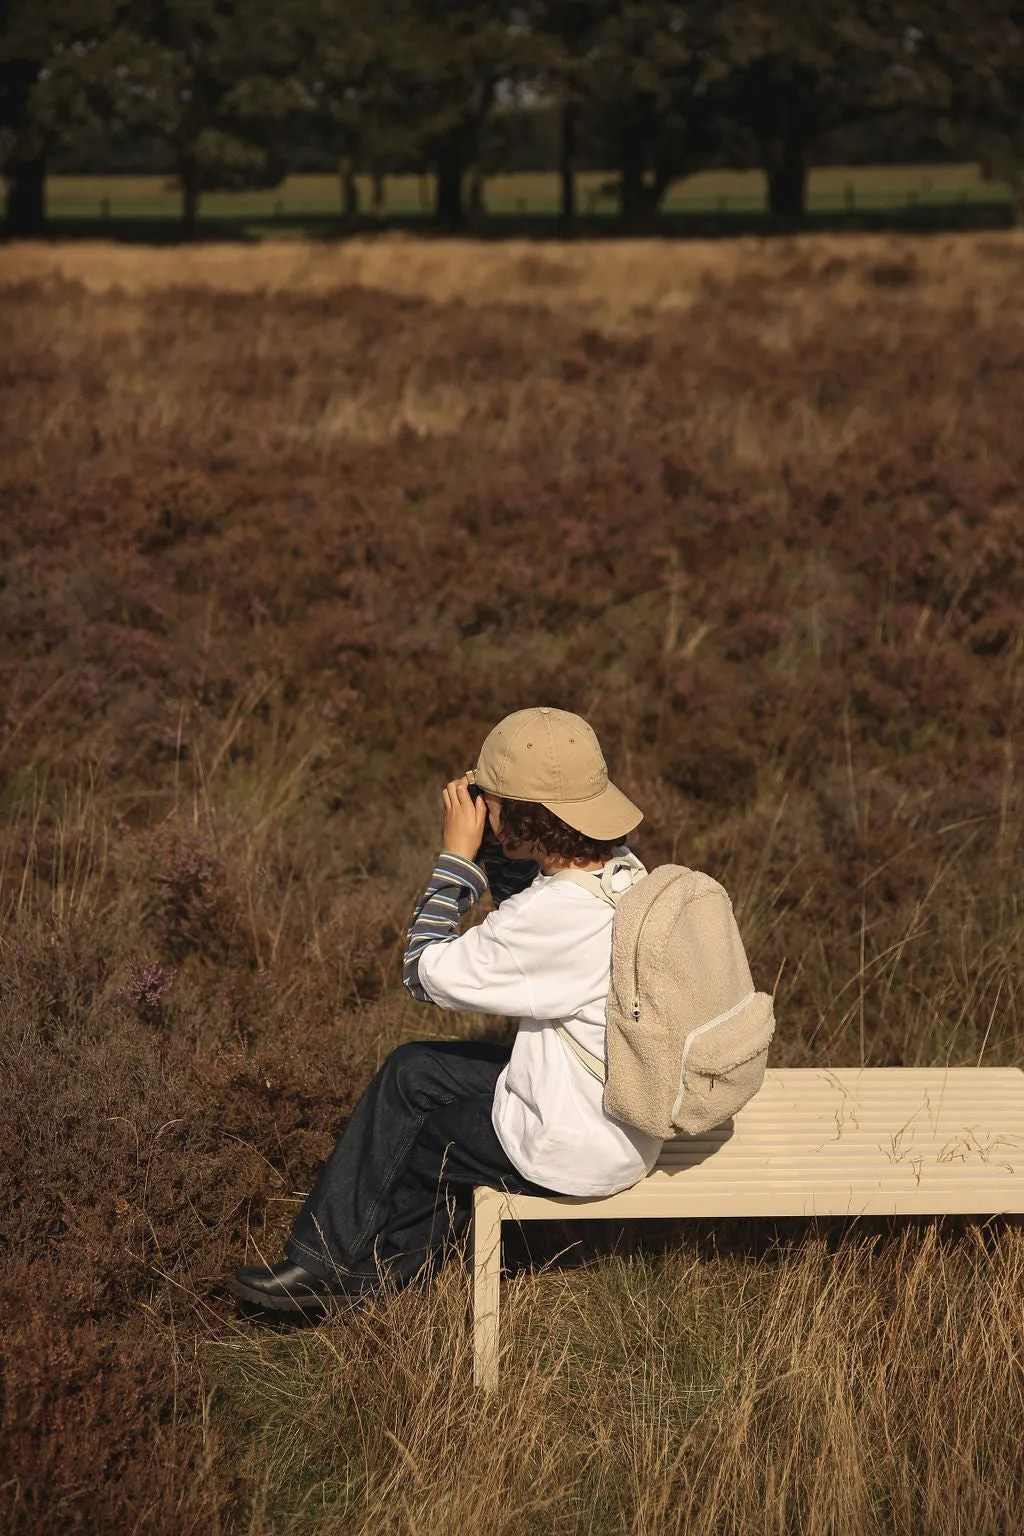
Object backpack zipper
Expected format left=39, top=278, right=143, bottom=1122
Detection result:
left=631, top=870, right=689, bottom=1020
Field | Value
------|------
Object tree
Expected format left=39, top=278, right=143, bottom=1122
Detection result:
left=581, top=2, right=717, bottom=233
left=0, top=1, right=119, bottom=236
left=294, top=0, right=525, bottom=231
left=530, top=1, right=602, bottom=229
left=399, top=1, right=534, bottom=230
left=291, top=0, right=405, bottom=223
left=708, top=1, right=963, bottom=225
left=104, top=0, right=307, bottom=238
left=0, top=50, right=48, bottom=235
left=903, top=0, right=1024, bottom=222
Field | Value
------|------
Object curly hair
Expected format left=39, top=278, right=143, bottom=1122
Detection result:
left=494, top=796, right=624, bottom=866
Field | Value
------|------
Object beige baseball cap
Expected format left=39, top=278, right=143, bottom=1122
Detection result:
left=468, top=708, right=643, bottom=840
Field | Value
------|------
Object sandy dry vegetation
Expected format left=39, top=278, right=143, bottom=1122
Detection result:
left=8, top=227, right=1024, bottom=323
left=1, top=232, right=1023, bottom=1533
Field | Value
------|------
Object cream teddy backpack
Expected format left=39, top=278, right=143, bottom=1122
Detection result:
left=552, top=851, right=776, bottom=1138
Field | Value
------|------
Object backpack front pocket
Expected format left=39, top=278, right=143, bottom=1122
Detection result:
left=671, top=991, right=776, bottom=1136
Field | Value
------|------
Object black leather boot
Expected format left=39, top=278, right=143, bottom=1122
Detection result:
left=228, top=1258, right=367, bottom=1317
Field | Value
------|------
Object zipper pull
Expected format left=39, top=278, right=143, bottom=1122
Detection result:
left=632, top=994, right=641, bottom=1021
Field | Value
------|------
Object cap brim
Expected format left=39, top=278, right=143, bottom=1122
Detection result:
left=541, top=780, right=643, bottom=840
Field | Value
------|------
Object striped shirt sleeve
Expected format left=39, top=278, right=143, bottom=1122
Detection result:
left=403, top=851, right=488, bottom=1003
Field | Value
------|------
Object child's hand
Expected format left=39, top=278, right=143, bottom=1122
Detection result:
left=441, top=775, right=488, bottom=863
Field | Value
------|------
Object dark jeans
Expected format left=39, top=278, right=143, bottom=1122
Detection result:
left=286, top=1040, right=553, bottom=1289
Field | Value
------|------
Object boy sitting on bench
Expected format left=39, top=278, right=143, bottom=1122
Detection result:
left=230, top=707, right=660, bottom=1317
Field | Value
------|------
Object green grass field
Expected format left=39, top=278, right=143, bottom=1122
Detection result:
left=45, top=164, right=1011, bottom=232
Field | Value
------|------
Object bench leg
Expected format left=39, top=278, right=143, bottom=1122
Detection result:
left=472, top=1187, right=503, bottom=1392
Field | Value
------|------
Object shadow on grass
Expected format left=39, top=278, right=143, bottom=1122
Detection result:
left=6, top=199, right=1015, bottom=246
left=502, top=1209, right=1022, bottom=1279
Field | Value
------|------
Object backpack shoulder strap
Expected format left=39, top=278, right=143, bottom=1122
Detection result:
left=549, top=867, right=617, bottom=908
left=551, top=848, right=645, bottom=1086
left=555, top=1024, right=607, bottom=1082
left=549, top=847, right=646, bottom=909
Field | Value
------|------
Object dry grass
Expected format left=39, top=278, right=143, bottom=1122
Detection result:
left=1, top=231, right=1023, bottom=1534
left=214, top=1228, right=1024, bottom=1535
left=7, top=228, right=1024, bottom=326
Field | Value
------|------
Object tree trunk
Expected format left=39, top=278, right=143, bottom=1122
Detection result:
left=4, top=150, right=46, bottom=236
left=559, top=94, right=576, bottom=231
left=340, top=154, right=359, bottom=222
left=468, top=167, right=485, bottom=227
left=434, top=139, right=466, bottom=231
left=766, top=153, right=807, bottom=227
left=180, top=156, right=202, bottom=240
left=619, top=134, right=657, bottom=234
left=1011, top=170, right=1024, bottom=229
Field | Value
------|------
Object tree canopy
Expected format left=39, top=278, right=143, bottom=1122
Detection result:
left=3, top=0, right=1023, bottom=234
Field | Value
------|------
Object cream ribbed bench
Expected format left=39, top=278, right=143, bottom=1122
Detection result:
left=471, top=1067, right=1024, bottom=1390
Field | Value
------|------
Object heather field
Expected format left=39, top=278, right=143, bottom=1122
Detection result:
left=1, top=232, right=1023, bottom=1534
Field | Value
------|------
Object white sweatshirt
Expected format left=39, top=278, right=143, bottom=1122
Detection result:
left=416, top=866, right=663, bottom=1197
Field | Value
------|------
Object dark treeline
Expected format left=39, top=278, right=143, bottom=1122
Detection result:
left=2, top=1, right=1023, bottom=237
